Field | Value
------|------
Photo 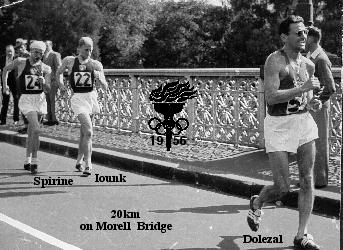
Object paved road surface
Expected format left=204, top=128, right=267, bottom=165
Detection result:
left=0, top=142, right=339, bottom=250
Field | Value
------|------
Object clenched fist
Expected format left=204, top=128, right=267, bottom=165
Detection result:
left=307, top=97, right=322, bottom=112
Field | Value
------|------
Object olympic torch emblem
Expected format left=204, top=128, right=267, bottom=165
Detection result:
left=148, top=80, right=197, bottom=151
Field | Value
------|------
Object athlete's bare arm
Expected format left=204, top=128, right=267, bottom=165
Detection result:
left=264, top=52, right=320, bottom=105
left=304, top=57, right=322, bottom=111
left=56, top=57, right=71, bottom=92
left=41, top=68, right=51, bottom=92
left=305, top=57, right=315, bottom=101
left=93, top=61, right=108, bottom=90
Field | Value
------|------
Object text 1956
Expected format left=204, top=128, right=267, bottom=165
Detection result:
left=150, top=135, right=187, bottom=146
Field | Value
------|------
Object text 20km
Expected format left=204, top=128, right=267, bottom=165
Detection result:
left=151, top=135, right=187, bottom=146
left=111, top=210, right=140, bottom=219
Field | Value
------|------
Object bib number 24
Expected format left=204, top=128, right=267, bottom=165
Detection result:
left=25, top=75, right=42, bottom=90
left=74, top=72, right=92, bottom=87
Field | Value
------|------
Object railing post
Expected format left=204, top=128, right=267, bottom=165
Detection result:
left=257, top=77, right=266, bottom=149
left=130, top=74, right=140, bottom=133
left=233, top=78, right=240, bottom=147
left=117, top=79, right=121, bottom=131
left=212, top=80, right=218, bottom=141
left=186, top=75, right=195, bottom=141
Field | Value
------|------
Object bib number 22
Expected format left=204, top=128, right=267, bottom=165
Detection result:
left=74, top=72, right=91, bottom=87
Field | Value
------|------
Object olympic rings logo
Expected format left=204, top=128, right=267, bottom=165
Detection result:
left=148, top=117, right=189, bottom=136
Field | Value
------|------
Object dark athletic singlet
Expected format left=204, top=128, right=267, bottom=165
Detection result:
left=267, top=50, right=308, bottom=116
left=19, top=59, right=44, bottom=94
left=69, top=57, right=95, bottom=93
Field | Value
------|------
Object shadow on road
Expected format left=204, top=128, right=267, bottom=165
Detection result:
left=2, top=168, right=29, bottom=171
left=162, top=235, right=242, bottom=250
left=162, top=235, right=295, bottom=250
left=0, top=182, right=31, bottom=185
left=0, top=190, right=66, bottom=198
left=151, top=204, right=249, bottom=215
left=0, top=172, right=33, bottom=178
left=0, top=183, right=177, bottom=191
left=253, top=247, right=294, bottom=250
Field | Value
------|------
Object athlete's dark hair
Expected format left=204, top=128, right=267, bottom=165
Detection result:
left=279, top=15, right=304, bottom=35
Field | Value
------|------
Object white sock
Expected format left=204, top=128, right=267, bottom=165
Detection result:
left=31, top=158, right=38, bottom=165
left=25, top=157, right=31, bottom=164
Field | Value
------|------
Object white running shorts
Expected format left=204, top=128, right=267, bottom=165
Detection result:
left=71, top=90, right=100, bottom=117
left=264, top=112, right=318, bottom=153
left=19, top=93, right=47, bottom=116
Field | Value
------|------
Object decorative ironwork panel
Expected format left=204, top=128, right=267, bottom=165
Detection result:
left=56, top=78, right=78, bottom=123
left=238, top=91, right=260, bottom=145
left=192, top=76, right=261, bottom=146
left=329, top=75, right=342, bottom=156
left=193, top=77, right=216, bottom=140
left=95, top=79, right=119, bottom=128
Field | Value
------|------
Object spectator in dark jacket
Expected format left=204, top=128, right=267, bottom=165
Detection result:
left=305, top=26, right=336, bottom=188
left=0, top=44, right=19, bottom=125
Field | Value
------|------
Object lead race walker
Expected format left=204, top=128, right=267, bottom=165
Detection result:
left=56, top=37, right=108, bottom=176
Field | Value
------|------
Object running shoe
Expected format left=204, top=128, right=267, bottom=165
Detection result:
left=83, top=166, right=92, bottom=176
left=247, top=195, right=263, bottom=231
left=294, top=233, right=320, bottom=249
left=30, top=164, right=38, bottom=174
left=24, top=163, right=31, bottom=171
left=75, top=163, right=84, bottom=172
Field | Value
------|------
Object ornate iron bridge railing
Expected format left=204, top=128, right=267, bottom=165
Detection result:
left=55, top=68, right=342, bottom=156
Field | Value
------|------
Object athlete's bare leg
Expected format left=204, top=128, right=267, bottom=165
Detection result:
left=26, top=111, right=41, bottom=173
left=253, top=151, right=290, bottom=209
left=296, top=141, right=316, bottom=239
left=26, top=111, right=41, bottom=159
left=76, top=126, right=84, bottom=163
left=77, top=113, right=93, bottom=174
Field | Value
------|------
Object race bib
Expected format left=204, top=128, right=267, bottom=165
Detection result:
left=74, top=72, right=92, bottom=87
left=286, top=93, right=307, bottom=114
left=25, top=75, right=42, bottom=90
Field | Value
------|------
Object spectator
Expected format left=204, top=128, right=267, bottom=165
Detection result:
left=0, top=45, right=19, bottom=125
left=305, top=26, right=336, bottom=188
left=14, top=38, right=30, bottom=133
left=43, top=40, right=62, bottom=126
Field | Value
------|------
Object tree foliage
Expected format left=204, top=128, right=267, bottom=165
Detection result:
left=143, top=0, right=207, bottom=67
left=1, top=0, right=102, bottom=58
left=0, top=0, right=341, bottom=67
left=143, top=0, right=232, bottom=68
left=96, top=0, right=155, bottom=68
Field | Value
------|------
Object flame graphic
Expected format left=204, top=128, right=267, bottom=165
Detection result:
left=149, top=80, right=197, bottom=103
